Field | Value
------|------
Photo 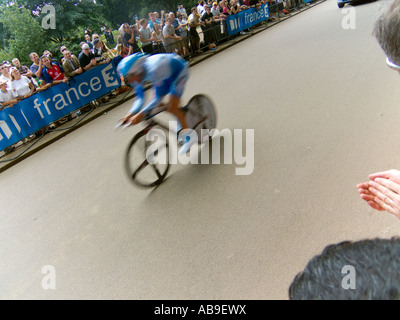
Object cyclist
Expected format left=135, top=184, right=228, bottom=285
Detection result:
left=117, top=52, right=194, bottom=154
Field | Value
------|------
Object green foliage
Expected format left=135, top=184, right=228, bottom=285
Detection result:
left=0, top=4, right=46, bottom=66
left=34, top=0, right=106, bottom=43
left=0, top=0, right=202, bottom=66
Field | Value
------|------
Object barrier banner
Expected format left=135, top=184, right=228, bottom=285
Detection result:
left=225, top=4, right=270, bottom=36
left=0, top=62, right=121, bottom=151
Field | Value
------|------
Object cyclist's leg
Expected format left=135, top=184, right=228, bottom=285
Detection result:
left=167, top=66, right=189, bottom=129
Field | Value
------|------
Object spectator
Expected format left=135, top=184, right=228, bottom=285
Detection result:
left=11, top=58, right=34, bottom=80
left=99, top=39, right=116, bottom=60
left=105, top=27, right=115, bottom=45
left=0, top=62, right=12, bottom=85
left=169, top=12, right=181, bottom=36
left=152, top=23, right=165, bottom=54
left=154, top=10, right=166, bottom=28
left=121, top=23, right=140, bottom=55
left=29, top=52, right=44, bottom=80
left=210, top=2, right=225, bottom=41
left=116, top=43, right=128, bottom=59
left=289, top=238, right=400, bottom=300
left=93, top=38, right=113, bottom=64
left=84, top=34, right=94, bottom=49
left=201, top=5, right=217, bottom=50
left=139, top=19, right=154, bottom=54
left=92, top=33, right=100, bottom=42
left=0, top=78, right=18, bottom=108
left=356, top=0, right=400, bottom=219
left=177, top=5, right=188, bottom=19
left=0, top=78, right=22, bottom=153
left=148, top=12, right=159, bottom=32
left=231, top=0, right=243, bottom=13
left=170, top=12, right=189, bottom=56
left=42, top=50, right=61, bottom=67
left=177, top=13, right=190, bottom=57
left=9, top=68, right=35, bottom=100
left=197, top=0, right=206, bottom=15
left=62, top=50, right=83, bottom=79
left=188, top=7, right=202, bottom=53
left=163, top=17, right=182, bottom=54
left=92, top=38, right=106, bottom=62
left=59, top=45, right=78, bottom=65
left=211, top=1, right=221, bottom=15
left=42, top=49, right=53, bottom=58
left=222, top=0, right=231, bottom=15
left=78, top=43, right=98, bottom=71
left=41, top=55, right=68, bottom=86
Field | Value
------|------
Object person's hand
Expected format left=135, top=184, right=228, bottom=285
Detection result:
left=76, top=67, right=83, bottom=74
left=9, top=99, right=19, bottom=107
left=62, top=78, right=69, bottom=83
left=120, top=112, right=143, bottom=127
left=357, top=169, right=400, bottom=219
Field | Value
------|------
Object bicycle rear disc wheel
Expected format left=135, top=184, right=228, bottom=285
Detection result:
left=125, top=129, right=170, bottom=188
left=185, top=94, right=217, bottom=144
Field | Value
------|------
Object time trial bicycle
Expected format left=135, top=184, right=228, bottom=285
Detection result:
left=123, top=94, right=217, bottom=188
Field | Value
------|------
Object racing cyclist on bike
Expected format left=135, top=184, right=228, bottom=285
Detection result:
left=117, top=52, right=195, bottom=154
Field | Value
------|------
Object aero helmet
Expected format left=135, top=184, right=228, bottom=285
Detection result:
left=117, top=53, right=147, bottom=79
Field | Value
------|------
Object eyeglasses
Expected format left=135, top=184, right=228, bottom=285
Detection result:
left=386, top=57, right=400, bottom=71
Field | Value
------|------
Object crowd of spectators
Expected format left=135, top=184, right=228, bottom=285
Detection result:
left=0, top=0, right=302, bottom=154
left=113, top=0, right=298, bottom=57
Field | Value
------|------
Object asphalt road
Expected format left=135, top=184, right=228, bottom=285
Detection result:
left=2, top=0, right=400, bottom=300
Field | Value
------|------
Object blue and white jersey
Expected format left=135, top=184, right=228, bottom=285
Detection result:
left=129, top=53, right=189, bottom=115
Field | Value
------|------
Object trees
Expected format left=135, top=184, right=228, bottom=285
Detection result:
left=0, top=0, right=199, bottom=65
left=0, top=0, right=105, bottom=65
left=0, top=4, right=46, bottom=66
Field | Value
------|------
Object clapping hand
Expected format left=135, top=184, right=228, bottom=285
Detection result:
left=357, top=169, right=400, bottom=219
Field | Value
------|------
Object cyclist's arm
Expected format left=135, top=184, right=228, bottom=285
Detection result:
left=139, top=94, right=163, bottom=116
left=128, top=82, right=145, bottom=115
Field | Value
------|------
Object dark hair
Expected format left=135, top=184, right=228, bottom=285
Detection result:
left=289, top=238, right=400, bottom=300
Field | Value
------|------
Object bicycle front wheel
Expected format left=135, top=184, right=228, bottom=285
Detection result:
left=185, top=94, right=217, bottom=144
left=125, top=128, right=170, bottom=188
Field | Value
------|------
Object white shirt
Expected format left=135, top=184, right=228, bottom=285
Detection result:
left=0, top=88, right=17, bottom=103
left=10, top=76, right=31, bottom=97
left=197, top=4, right=205, bottom=15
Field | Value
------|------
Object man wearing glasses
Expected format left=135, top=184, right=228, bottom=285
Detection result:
left=357, top=0, right=400, bottom=220
left=78, top=43, right=98, bottom=71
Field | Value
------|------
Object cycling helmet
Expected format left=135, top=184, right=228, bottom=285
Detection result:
left=117, top=53, right=147, bottom=79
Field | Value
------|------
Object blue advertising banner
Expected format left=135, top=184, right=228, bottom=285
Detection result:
left=225, top=4, right=270, bottom=36
left=0, top=62, right=121, bottom=151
